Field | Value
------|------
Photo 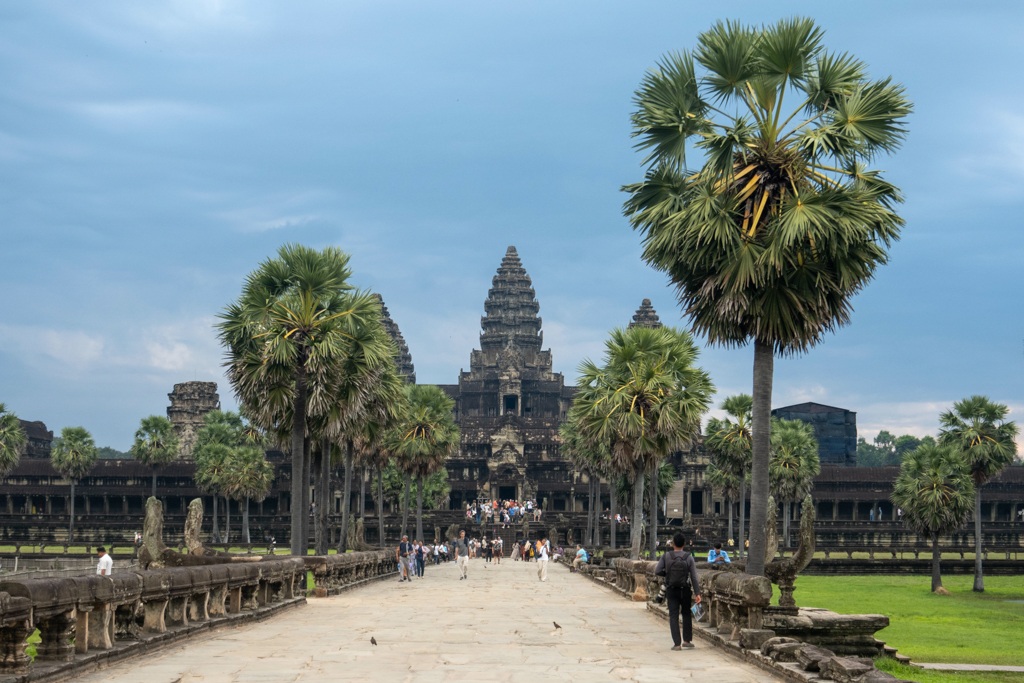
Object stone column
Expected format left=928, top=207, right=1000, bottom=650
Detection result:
left=122, top=496, right=128, bottom=514
left=103, top=496, right=110, bottom=514
left=87, top=605, right=113, bottom=650
left=852, top=502, right=858, bottom=521
left=5, top=495, right=11, bottom=514
left=45, top=496, right=52, bottom=515
left=35, top=610, right=76, bottom=661
left=84, top=495, right=90, bottom=515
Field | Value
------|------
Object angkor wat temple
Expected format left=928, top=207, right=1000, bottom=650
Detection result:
left=2, top=246, right=1022, bottom=552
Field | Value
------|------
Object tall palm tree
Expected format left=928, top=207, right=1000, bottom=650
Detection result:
left=892, top=444, right=974, bottom=592
left=939, top=396, right=1018, bottom=592
left=392, top=384, right=460, bottom=543
left=222, top=445, right=274, bottom=544
left=50, top=426, right=98, bottom=543
left=703, top=461, right=740, bottom=545
left=0, top=404, right=27, bottom=477
left=194, top=413, right=245, bottom=543
left=623, top=18, right=911, bottom=575
left=195, top=442, right=232, bottom=543
left=130, top=415, right=180, bottom=497
left=705, top=395, right=753, bottom=557
left=768, top=417, right=820, bottom=547
left=560, top=418, right=609, bottom=547
left=573, top=325, right=714, bottom=559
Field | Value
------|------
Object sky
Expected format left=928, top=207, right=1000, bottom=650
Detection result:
left=2, top=1, right=1022, bottom=452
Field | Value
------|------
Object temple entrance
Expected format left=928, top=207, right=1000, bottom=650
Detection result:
left=498, top=485, right=516, bottom=500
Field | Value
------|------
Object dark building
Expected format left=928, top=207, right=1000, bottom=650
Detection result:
left=166, top=382, right=220, bottom=459
left=18, top=420, right=53, bottom=459
left=375, top=294, right=416, bottom=384
left=438, top=247, right=580, bottom=509
left=772, top=402, right=857, bottom=466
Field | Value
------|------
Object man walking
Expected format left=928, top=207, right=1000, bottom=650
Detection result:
left=456, top=530, right=469, bottom=580
left=654, top=533, right=702, bottom=650
left=396, top=535, right=413, bottom=582
left=96, top=546, right=113, bottom=576
left=537, top=537, right=549, bottom=581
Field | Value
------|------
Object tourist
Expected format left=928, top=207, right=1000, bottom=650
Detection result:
left=415, top=541, right=425, bottom=578
left=708, top=543, right=730, bottom=563
left=536, top=536, right=549, bottom=581
left=456, top=530, right=469, bottom=580
left=572, top=544, right=588, bottom=573
left=552, top=546, right=563, bottom=562
left=494, top=537, right=503, bottom=564
left=96, top=546, right=113, bottom=576
left=534, top=506, right=542, bottom=522
left=396, top=535, right=413, bottom=582
left=510, top=540, right=521, bottom=561
left=653, top=533, right=702, bottom=650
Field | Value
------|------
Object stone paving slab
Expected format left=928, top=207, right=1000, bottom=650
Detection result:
left=73, top=559, right=780, bottom=683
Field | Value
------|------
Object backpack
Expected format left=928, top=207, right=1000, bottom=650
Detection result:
left=665, top=550, right=691, bottom=589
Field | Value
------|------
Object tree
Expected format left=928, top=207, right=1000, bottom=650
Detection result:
left=939, top=396, right=1019, bottom=592
left=50, top=426, right=98, bottom=543
left=768, top=417, right=820, bottom=547
left=704, top=461, right=740, bottom=543
left=560, top=417, right=610, bottom=547
left=623, top=18, right=911, bottom=575
left=194, top=411, right=248, bottom=543
left=891, top=444, right=974, bottom=592
left=222, top=446, right=274, bottom=544
left=130, top=415, right=180, bottom=497
left=195, top=442, right=232, bottom=543
left=0, top=404, right=26, bottom=477
left=573, top=325, right=714, bottom=559
left=705, top=395, right=753, bottom=557
left=218, top=244, right=378, bottom=556
left=392, top=384, right=460, bottom=543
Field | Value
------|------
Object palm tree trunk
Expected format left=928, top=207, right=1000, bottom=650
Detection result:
left=243, top=498, right=250, bottom=544
left=594, top=478, right=602, bottom=547
left=338, top=441, right=354, bottom=553
left=746, top=340, right=773, bottom=577
left=648, top=460, right=658, bottom=557
left=630, top=463, right=644, bottom=559
left=727, top=496, right=734, bottom=544
left=69, top=480, right=76, bottom=543
left=738, top=476, right=746, bottom=560
left=225, top=496, right=231, bottom=545
left=585, top=475, right=594, bottom=546
left=609, top=478, right=617, bottom=550
left=401, top=473, right=411, bottom=539
left=360, top=466, right=367, bottom=524
left=931, top=532, right=943, bottom=592
left=302, top=436, right=311, bottom=554
left=316, top=437, right=331, bottom=555
left=784, top=501, right=791, bottom=548
left=377, top=463, right=385, bottom=547
left=212, top=495, right=220, bottom=544
left=151, top=467, right=157, bottom=498
left=973, top=489, right=984, bottom=592
left=416, top=475, right=424, bottom=542
left=289, top=367, right=308, bottom=556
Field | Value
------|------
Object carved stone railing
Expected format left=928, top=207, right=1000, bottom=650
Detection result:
left=699, top=569, right=773, bottom=641
left=304, top=551, right=397, bottom=596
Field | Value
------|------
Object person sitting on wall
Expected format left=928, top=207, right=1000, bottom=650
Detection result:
left=707, top=542, right=731, bottom=564
left=572, top=544, right=589, bottom=573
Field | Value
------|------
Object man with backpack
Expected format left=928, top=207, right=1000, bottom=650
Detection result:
left=654, top=532, right=702, bottom=650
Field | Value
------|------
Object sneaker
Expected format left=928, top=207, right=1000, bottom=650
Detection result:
left=682, top=642, right=695, bottom=648
left=671, top=646, right=682, bottom=651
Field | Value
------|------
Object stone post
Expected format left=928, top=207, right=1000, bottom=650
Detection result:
left=0, top=618, right=33, bottom=674
left=87, top=605, right=113, bottom=650
left=142, top=600, right=168, bottom=633
left=103, top=496, right=109, bottom=515
left=35, top=610, right=76, bottom=661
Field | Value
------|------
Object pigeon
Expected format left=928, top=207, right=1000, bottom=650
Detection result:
left=553, top=622, right=561, bottom=630
left=370, top=637, right=377, bottom=646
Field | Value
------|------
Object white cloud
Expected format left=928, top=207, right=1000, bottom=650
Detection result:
left=0, top=324, right=106, bottom=370
left=215, top=191, right=331, bottom=233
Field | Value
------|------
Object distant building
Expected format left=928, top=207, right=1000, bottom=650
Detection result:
left=771, top=402, right=857, bottom=467
left=166, top=382, right=220, bottom=459
left=18, top=420, right=53, bottom=459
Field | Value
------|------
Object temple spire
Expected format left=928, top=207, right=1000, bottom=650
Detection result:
left=374, top=294, right=416, bottom=384
left=479, top=245, right=542, bottom=355
left=628, top=298, right=663, bottom=329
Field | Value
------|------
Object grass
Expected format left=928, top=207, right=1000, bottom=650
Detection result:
left=875, top=659, right=1023, bottom=683
left=784, top=575, right=1024, bottom=666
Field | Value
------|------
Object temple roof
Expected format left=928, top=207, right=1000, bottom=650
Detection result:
left=479, top=246, right=542, bottom=354
left=628, top=298, right=663, bottom=329
left=375, top=294, right=416, bottom=384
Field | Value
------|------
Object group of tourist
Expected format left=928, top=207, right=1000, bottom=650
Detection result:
left=395, top=530, right=562, bottom=582
left=466, top=499, right=542, bottom=526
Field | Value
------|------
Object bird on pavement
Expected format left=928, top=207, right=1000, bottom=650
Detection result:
left=370, top=637, right=377, bottom=646
left=553, top=622, right=561, bottom=630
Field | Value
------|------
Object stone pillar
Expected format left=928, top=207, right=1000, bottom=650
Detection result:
left=103, top=496, right=110, bottom=515
left=87, top=605, right=113, bottom=650
left=45, top=496, right=52, bottom=515
left=991, top=504, right=997, bottom=522
left=84, top=495, right=90, bottom=515
left=122, top=496, right=128, bottom=514
left=165, top=597, right=190, bottom=627
left=75, top=608, right=90, bottom=654
left=0, top=618, right=33, bottom=674
left=852, top=502, right=858, bottom=521
left=5, top=495, right=11, bottom=514
left=831, top=501, right=837, bottom=520
left=142, top=600, right=168, bottom=633
left=35, top=610, right=76, bottom=661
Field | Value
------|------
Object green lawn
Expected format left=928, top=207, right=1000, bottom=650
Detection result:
left=875, top=659, right=1023, bottom=683
left=785, top=576, right=1024, bottom=666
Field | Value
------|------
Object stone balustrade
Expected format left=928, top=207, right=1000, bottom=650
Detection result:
left=304, top=550, right=397, bottom=596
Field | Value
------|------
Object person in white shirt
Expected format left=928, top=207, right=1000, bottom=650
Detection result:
left=537, top=537, right=550, bottom=581
left=96, top=547, right=113, bottom=576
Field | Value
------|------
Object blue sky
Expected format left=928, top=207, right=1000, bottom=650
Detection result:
left=2, top=1, right=1022, bottom=451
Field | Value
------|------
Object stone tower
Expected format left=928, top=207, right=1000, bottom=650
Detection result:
left=375, top=293, right=416, bottom=384
left=167, top=381, right=220, bottom=459
left=628, top=298, right=663, bottom=329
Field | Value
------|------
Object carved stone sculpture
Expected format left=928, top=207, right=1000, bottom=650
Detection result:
left=185, top=498, right=204, bottom=554
left=138, top=497, right=169, bottom=570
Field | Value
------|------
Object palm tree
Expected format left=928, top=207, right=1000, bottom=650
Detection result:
left=560, top=418, right=610, bottom=547
left=704, top=461, right=740, bottom=544
left=623, top=18, right=912, bottom=575
left=705, top=395, right=753, bottom=557
left=939, top=396, right=1018, bottom=592
left=392, top=384, right=460, bottom=543
left=218, top=244, right=378, bottom=556
left=50, top=426, right=98, bottom=543
left=130, top=415, right=180, bottom=497
left=892, top=444, right=974, bottom=592
left=573, top=325, right=714, bottom=559
left=195, top=442, right=232, bottom=543
left=222, top=446, right=274, bottom=544
left=768, top=417, right=820, bottom=547
left=194, top=413, right=246, bottom=543
left=0, top=404, right=27, bottom=477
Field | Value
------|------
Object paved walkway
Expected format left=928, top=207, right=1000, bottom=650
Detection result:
left=76, top=559, right=779, bottom=683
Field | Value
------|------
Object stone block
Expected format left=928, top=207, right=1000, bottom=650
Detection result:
left=794, top=644, right=836, bottom=671
left=820, top=656, right=874, bottom=683
left=739, top=629, right=775, bottom=651
left=760, top=636, right=800, bottom=656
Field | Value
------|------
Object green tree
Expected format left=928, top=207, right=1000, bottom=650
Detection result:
left=891, top=444, right=974, bottom=592
left=705, top=395, right=753, bottom=557
left=222, top=446, right=274, bottom=544
left=50, top=426, right=98, bottom=543
left=573, top=325, right=714, bottom=559
left=195, top=442, right=232, bottom=543
left=623, top=18, right=911, bottom=575
left=130, top=415, right=180, bottom=497
left=0, top=404, right=27, bottom=477
left=560, top=417, right=611, bottom=547
left=194, top=411, right=247, bottom=543
left=392, top=384, right=460, bottom=543
left=939, top=396, right=1019, bottom=592
left=768, top=417, right=820, bottom=547
left=704, top=461, right=740, bottom=544
left=218, top=244, right=379, bottom=556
